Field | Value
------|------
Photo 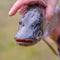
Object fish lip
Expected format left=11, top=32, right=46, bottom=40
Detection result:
left=16, top=39, right=34, bottom=43
left=15, top=39, right=36, bottom=46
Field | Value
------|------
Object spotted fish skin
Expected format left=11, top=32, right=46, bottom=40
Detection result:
left=15, top=4, right=45, bottom=46
left=14, top=4, right=60, bottom=56
left=15, top=4, right=59, bottom=45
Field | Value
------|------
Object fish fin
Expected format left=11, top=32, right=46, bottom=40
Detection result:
left=43, top=37, right=58, bottom=56
left=49, top=35, right=57, bottom=44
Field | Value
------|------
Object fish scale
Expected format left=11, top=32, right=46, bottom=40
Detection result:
left=15, top=4, right=58, bottom=45
left=15, top=5, right=45, bottom=45
left=14, top=4, right=60, bottom=56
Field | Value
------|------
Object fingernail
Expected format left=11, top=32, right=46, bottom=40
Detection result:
left=8, top=11, right=12, bottom=16
left=8, top=12, right=11, bottom=16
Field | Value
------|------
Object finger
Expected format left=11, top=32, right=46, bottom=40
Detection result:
left=8, top=0, right=35, bottom=16
left=9, top=0, right=47, bottom=16
left=45, top=0, right=58, bottom=22
left=9, top=1, right=21, bottom=16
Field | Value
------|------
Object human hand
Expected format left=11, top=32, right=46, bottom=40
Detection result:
left=8, top=0, right=58, bottom=21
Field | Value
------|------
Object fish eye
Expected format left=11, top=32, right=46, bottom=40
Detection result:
left=19, top=22, right=25, bottom=26
left=31, top=24, right=35, bottom=27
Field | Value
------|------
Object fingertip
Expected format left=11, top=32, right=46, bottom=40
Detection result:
left=8, top=11, right=13, bottom=16
left=8, top=1, right=21, bottom=16
left=8, top=10, right=15, bottom=16
left=8, top=6, right=19, bottom=16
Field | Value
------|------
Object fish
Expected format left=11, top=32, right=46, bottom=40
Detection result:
left=14, top=4, right=60, bottom=56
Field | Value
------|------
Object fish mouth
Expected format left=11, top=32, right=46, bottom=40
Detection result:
left=16, top=39, right=35, bottom=46
left=16, top=39, right=34, bottom=43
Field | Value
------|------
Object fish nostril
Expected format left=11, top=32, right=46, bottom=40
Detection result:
left=19, top=21, right=25, bottom=26
left=19, top=21, right=22, bottom=25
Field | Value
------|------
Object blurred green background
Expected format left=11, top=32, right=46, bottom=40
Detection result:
left=0, top=0, right=60, bottom=60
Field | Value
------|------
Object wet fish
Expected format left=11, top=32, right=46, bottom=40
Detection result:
left=14, top=4, right=60, bottom=56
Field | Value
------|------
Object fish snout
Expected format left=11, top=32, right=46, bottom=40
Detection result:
left=14, top=28, right=39, bottom=46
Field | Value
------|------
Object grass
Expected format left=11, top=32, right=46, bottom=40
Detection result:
left=0, top=0, right=60, bottom=60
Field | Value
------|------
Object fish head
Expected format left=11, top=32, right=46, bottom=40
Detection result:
left=15, top=6, right=46, bottom=46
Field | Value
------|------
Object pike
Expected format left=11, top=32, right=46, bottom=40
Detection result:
left=14, top=4, right=60, bottom=56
